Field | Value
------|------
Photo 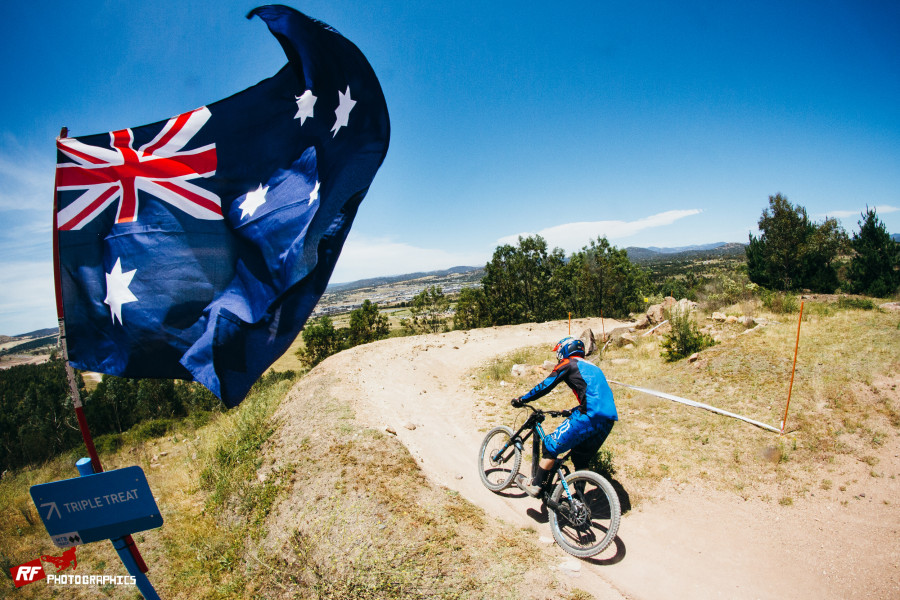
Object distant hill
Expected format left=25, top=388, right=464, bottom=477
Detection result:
left=892, top=233, right=899, bottom=242
left=626, top=242, right=746, bottom=263
left=326, top=266, right=481, bottom=293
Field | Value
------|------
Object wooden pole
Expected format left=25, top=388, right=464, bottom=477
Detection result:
left=53, top=128, right=148, bottom=573
left=780, top=301, right=805, bottom=434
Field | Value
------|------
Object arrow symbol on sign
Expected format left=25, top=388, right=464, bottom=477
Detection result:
left=41, top=502, right=61, bottom=520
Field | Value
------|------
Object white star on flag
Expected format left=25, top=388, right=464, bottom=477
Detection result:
left=240, top=184, right=268, bottom=219
left=104, top=257, right=138, bottom=325
left=331, top=86, right=356, bottom=137
left=294, top=90, right=317, bottom=125
left=309, top=180, right=320, bottom=205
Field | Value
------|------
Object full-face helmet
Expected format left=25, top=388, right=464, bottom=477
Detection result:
left=554, top=336, right=585, bottom=361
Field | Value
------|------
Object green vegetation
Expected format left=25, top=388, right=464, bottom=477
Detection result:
left=298, top=299, right=392, bottom=368
left=475, top=234, right=648, bottom=328
left=847, top=207, right=900, bottom=297
left=0, top=360, right=221, bottom=472
left=406, top=284, right=450, bottom=333
left=746, top=193, right=848, bottom=293
left=660, top=306, right=716, bottom=362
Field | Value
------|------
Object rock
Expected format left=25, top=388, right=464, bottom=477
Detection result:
left=404, top=423, right=417, bottom=431
left=499, top=380, right=507, bottom=387
left=726, top=315, right=738, bottom=324
left=711, top=312, right=727, bottom=322
left=620, top=332, right=636, bottom=344
left=688, top=352, right=700, bottom=363
left=559, top=559, right=581, bottom=573
left=538, top=536, right=555, bottom=546
left=879, top=302, right=900, bottom=311
left=511, top=363, right=528, bottom=377
left=455, top=475, right=463, bottom=480
left=385, top=426, right=397, bottom=436
left=579, top=328, right=597, bottom=356
left=633, top=314, right=650, bottom=329
left=542, top=360, right=556, bottom=371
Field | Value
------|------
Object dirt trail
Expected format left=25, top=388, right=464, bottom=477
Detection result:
left=318, top=318, right=900, bottom=600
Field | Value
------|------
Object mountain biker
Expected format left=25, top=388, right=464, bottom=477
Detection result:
left=511, top=336, right=618, bottom=496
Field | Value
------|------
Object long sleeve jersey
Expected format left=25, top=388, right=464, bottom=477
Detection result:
left=520, top=356, right=618, bottom=422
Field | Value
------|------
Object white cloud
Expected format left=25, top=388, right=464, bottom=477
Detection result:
left=0, top=146, right=55, bottom=212
left=0, top=260, right=57, bottom=335
left=497, top=209, right=703, bottom=253
left=330, top=233, right=488, bottom=283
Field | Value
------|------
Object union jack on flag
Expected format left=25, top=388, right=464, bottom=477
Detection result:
left=56, top=107, right=221, bottom=230
left=54, top=5, right=389, bottom=407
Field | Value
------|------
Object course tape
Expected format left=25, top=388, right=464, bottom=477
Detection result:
left=608, top=380, right=781, bottom=434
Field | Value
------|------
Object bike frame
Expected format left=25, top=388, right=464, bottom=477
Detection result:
left=492, top=407, right=576, bottom=504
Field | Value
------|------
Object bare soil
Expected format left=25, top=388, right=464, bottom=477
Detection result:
left=275, top=317, right=900, bottom=599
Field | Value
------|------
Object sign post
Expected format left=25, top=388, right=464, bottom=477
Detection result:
left=31, top=463, right=162, bottom=599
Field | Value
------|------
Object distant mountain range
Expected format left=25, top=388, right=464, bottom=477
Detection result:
left=625, top=242, right=746, bottom=262
left=325, top=266, right=481, bottom=292
left=892, top=233, right=900, bottom=243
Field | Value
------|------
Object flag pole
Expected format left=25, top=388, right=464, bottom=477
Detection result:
left=53, top=128, right=149, bottom=574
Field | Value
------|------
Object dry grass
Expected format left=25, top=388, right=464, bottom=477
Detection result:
left=2, top=365, right=564, bottom=599
left=251, top=373, right=558, bottom=600
left=471, top=301, right=900, bottom=507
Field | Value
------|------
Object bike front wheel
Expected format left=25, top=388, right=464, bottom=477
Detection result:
left=478, top=426, right=522, bottom=491
left=549, top=470, right=620, bottom=558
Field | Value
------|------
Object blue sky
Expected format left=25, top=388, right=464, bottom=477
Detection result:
left=1, top=1, right=898, bottom=335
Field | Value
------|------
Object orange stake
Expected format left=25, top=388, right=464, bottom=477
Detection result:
left=781, top=301, right=805, bottom=434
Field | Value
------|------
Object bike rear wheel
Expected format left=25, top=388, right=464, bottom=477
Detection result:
left=478, top=426, right=522, bottom=491
left=549, top=470, right=620, bottom=558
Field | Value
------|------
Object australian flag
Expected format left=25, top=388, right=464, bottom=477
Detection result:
left=54, top=5, right=390, bottom=407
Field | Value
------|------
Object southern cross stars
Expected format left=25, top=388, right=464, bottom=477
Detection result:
left=294, top=90, right=316, bottom=125
left=104, top=257, right=137, bottom=325
left=331, top=86, right=356, bottom=137
left=294, top=85, right=357, bottom=137
left=240, top=184, right=268, bottom=219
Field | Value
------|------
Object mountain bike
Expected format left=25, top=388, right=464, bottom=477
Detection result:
left=478, top=405, right=620, bottom=558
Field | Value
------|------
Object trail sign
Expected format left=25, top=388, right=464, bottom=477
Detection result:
left=30, top=466, right=162, bottom=548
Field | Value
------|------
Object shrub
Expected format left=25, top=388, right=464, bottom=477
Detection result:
left=660, top=307, right=716, bottom=362
left=836, top=296, right=875, bottom=311
left=587, top=447, right=617, bottom=479
left=761, top=290, right=800, bottom=314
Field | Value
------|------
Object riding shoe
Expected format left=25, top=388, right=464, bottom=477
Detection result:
left=515, top=473, right=543, bottom=497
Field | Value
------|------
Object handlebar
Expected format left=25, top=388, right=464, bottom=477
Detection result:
left=515, top=402, right=571, bottom=419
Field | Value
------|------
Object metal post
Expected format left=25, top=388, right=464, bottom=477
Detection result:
left=75, top=459, right=161, bottom=600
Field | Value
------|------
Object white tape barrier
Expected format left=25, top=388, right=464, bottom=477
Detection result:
left=608, top=380, right=781, bottom=434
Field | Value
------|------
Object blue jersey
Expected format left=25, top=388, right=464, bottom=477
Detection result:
left=520, top=357, right=618, bottom=422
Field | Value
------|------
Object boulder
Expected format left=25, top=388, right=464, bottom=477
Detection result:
left=647, top=296, right=678, bottom=324
left=711, top=312, right=727, bottom=322
left=633, top=314, right=650, bottom=329
left=579, top=328, right=597, bottom=356
left=511, top=363, right=528, bottom=377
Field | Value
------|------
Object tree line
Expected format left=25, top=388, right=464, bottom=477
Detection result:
left=0, top=359, right=221, bottom=473
left=747, top=194, right=899, bottom=296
